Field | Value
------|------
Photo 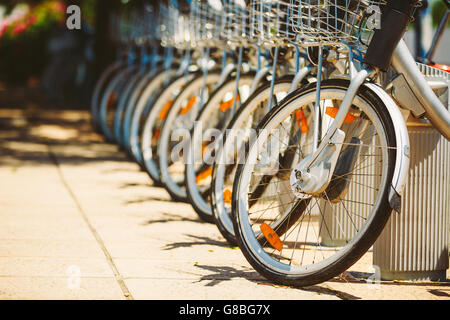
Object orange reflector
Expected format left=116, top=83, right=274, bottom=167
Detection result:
left=107, top=92, right=117, bottom=108
left=158, top=100, right=173, bottom=120
left=219, top=94, right=240, bottom=112
left=325, top=107, right=355, bottom=123
left=260, top=223, right=283, bottom=251
left=153, top=129, right=160, bottom=141
left=180, top=96, right=197, bottom=115
left=295, top=109, right=309, bottom=133
left=223, top=189, right=232, bottom=204
left=196, top=167, right=213, bottom=184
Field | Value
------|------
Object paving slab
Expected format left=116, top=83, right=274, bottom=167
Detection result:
left=124, top=278, right=342, bottom=300
left=0, top=256, right=114, bottom=278
left=0, top=277, right=124, bottom=300
left=0, top=239, right=106, bottom=259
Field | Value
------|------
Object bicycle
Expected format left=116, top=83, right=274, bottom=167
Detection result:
left=209, top=1, right=345, bottom=242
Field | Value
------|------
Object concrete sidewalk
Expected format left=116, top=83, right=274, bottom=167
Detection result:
left=0, top=105, right=449, bottom=300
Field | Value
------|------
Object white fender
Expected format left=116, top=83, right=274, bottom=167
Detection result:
left=364, top=83, right=410, bottom=213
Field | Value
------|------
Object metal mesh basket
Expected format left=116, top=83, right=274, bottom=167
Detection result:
left=160, top=3, right=192, bottom=49
left=222, top=0, right=254, bottom=46
left=190, top=0, right=224, bottom=47
left=111, top=5, right=156, bottom=46
left=174, top=13, right=192, bottom=49
left=129, top=8, right=149, bottom=45
left=250, top=0, right=294, bottom=46
left=160, top=4, right=176, bottom=48
left=251, top=0, right=386, bottom=47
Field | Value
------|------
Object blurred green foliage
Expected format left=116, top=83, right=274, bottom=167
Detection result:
left=0, top=1, right=67, bottom=84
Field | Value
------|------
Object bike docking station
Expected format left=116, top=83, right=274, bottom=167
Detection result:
left=373, top=116, right=449, bottom=282
left=373, top=62, right=449, bottom=282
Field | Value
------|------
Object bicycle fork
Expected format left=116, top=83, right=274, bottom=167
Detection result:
left=290, top=53, right=410, bottom=214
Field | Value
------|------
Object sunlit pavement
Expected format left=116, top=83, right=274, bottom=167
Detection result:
left=0, top=104, right=449, bottom=300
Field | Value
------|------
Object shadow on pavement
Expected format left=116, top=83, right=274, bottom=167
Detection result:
left=194, top=264, right=362, bottom=300
left=0, top=102, right=128, bottom=166
left=143, top=212, right=204, bottom=225
left=162, top=234, right=229, bottom=251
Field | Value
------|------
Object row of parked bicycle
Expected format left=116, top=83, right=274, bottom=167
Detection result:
left=90, top=0, right=450, bottom=286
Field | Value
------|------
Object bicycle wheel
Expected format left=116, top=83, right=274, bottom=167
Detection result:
left=113, top=70, right=148, bottom=145
left=157, top=70, right=222, bottom=202
left=184, top=73, right=255, bottom=222
left=140, top=71, right=197, bottom=184
left=120, top=67, right=164, bottom=151
left=232, top=79, right=397, bottom=286
left=212, top=76, right=297, bottom=244
left=127, top=68, right=177, bottom=166
left=91, top=61, right=125, bottom=132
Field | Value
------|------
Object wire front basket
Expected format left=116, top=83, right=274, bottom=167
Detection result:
left=160, top=3, right=192, bottom=49
left=250, top=0, right=294, bottom=46
left=108, top=4, right=157, bottom=46
left=251, top=0, right=386, bottom=47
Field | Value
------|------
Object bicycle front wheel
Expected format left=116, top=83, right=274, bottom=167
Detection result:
left=232, top=79, right=397, bottom=286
